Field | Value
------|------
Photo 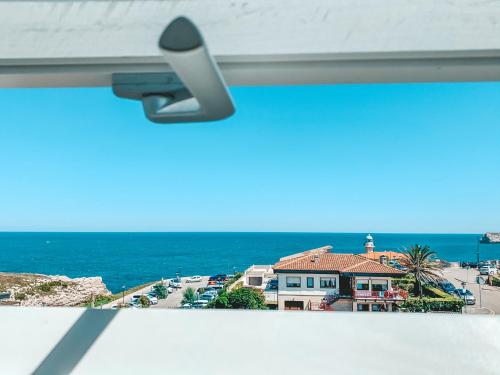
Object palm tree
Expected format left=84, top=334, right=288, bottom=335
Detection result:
left=400, top=244, right=442, bottom=297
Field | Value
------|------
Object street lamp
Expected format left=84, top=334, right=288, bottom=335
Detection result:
left=461, top=281, right=467, bottom=314
left=122, top=285, right=126, bottom=305
left=476, top=237, right=481, bottom=268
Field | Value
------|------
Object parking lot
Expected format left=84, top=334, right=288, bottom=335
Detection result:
left=443, top=266, right=500, bottom=314
left=152, top=276, right=209, bottom=309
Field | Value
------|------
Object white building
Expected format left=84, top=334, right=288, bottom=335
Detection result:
left=273, top=246, right=407, bottom=312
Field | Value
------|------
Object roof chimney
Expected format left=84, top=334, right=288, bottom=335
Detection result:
left=312, top=254, right=320, bottom=263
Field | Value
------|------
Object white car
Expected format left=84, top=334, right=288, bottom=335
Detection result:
left=479, top=265, right=497, bottom=275
left=169, top=279, right=182, bottom=288
left=186, top=275, right=202, bottom=283
left=145, top=295, right=158, bottom=305
left=199, top=293, right=215, bottom=301
left=192, top=300, right=209, bottom=308
left=167, top=286, right=174, bottom=294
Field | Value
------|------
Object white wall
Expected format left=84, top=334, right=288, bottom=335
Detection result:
left=277, top=273, right=339, bottom=296
left=1, top=307, right=498, bottom=374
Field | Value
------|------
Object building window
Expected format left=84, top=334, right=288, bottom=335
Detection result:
left=371, top=280, right=388, bottom=292
left=320, top=277, right=336, bottom=288
left=247, top=276, right=263, bottom=286
left=357, top=303, right=370, bottom=312
left=356, top=279, right=369, bottom=290
left=371, top=304, right=387, bottom=312
left=286, top=276, right=301, bottom=288
left=307, top=277, right=314, bottom=288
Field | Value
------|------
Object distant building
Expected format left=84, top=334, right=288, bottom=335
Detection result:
left=273, top=246, right=407, bottom=312
left=242, top=265, right=278, bottom=307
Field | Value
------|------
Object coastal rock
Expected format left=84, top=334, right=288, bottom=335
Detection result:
left=0, top=272, right=111, bottom=307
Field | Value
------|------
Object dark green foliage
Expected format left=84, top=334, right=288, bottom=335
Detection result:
left=228, top=288, right=267, bottom=309
left=401, top=245, right=442, bottom=297
left=139, top=295, right=150, bottom=308
left=401, top=297, right=464, bottom=312
left=392, top=274, right=416, bottom=292
left=208, top=287, right=267, bottom=310
left=153, top=283, right=167, bottom=299
left=492, top=277, right=500, bottom=287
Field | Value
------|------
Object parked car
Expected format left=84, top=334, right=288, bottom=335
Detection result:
left=460, top=261, right=478, bottom=268
left=186, top=275, right=202, bottom=283
left=454, top=289, right=476, bottom=305
left=167, top=286, right=174, bottom=294
left=200, top=293, right=216, bottom=301
left=438, top=281, right=456, bottom=294
left=267, top=279, right=278, bottom=290
left=479, top=265, right=497, bottom=275
left=192, top=300, right=209, bottom=308
left=203, top=289, right=219, bottom=296
left=169, top=279, right=182, bottom=288
left=128, top=300, right=142, bottom=308
left=145, top=294, right=158, bottom=305
left=181, top=303, right=192, bottom=309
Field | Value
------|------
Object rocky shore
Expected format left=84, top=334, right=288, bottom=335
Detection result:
left=0, top=272, right=111, bottom=307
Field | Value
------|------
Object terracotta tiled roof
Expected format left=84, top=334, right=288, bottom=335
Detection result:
left=273, top=247, right=404, bottom=275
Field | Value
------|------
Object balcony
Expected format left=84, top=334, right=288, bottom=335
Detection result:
left=353, top=288, right=408, bottom=300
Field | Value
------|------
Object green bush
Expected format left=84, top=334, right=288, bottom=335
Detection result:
left=423, top=285, right=452, bottom=299
left=37, top=280, right=70, bottom=293
left=139, top=295, right=150, bottom=308
left=207, top=287, right=267, bottom=310
left=228, top=287, right=267, bottom=309
left=392, top=274, right=416, bottom=293
left=401, top=297, right=464, bottom=313
left=223, top=272, right=243, bottom=290
left=182, top=287, right=196, bottom=305
left=14, top=292, right=26, bottom=301
left=153, top=284, right=167, bottom=299
left=492, top=277, right=500, bottom=287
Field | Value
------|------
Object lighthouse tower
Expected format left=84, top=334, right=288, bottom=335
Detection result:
left=364, top=234, right=375, bottom=253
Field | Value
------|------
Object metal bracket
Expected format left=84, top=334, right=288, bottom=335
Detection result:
left=112, top=17, right=235, bottom=124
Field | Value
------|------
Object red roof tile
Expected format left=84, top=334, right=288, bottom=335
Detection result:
left=273, top=247, right=404, bottom=275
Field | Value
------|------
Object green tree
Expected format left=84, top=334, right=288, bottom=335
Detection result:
left=139, top=295, right=150, bottom=308
left=207, top=289, right=229, bottom=308
left=182, top=287, right=196, bottom=305
left=400, top=244, right=442, bottom=297
left=227, top=288, right=267, bottom=310
left=153, top=283, right=167, bottom=299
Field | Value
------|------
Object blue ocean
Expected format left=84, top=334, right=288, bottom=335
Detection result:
left=0, top=232, right=498, bottom=293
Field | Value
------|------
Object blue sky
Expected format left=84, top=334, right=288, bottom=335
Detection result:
left=0, top=83, right=499, bottom=232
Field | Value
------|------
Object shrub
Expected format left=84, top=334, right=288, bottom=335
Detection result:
left=400, top=297, right=464, bottom=313
left=492, top=277, right=500, bottom=287
left=14, top=292, right=26, bottom=301
left=223, top=272, right=244, bottom=290
left=392, top=274, right=416, bottom=293
left=153, top=284, right=167, bottom=299
left=182, top=287, right=196, bottom=305
left=37, top=280, right=70, bottom=293
left=423, top=285, right=452, bottom=299
left=207, top=287, right=267, bottom=310
left=139, top=295, right=150, bottom=308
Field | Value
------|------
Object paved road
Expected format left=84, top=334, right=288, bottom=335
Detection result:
left=442, top=267, right=500, bottom=314
left=102, top=282, right=157, bottom=309
left=152, top=276, right=209, bottom=309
